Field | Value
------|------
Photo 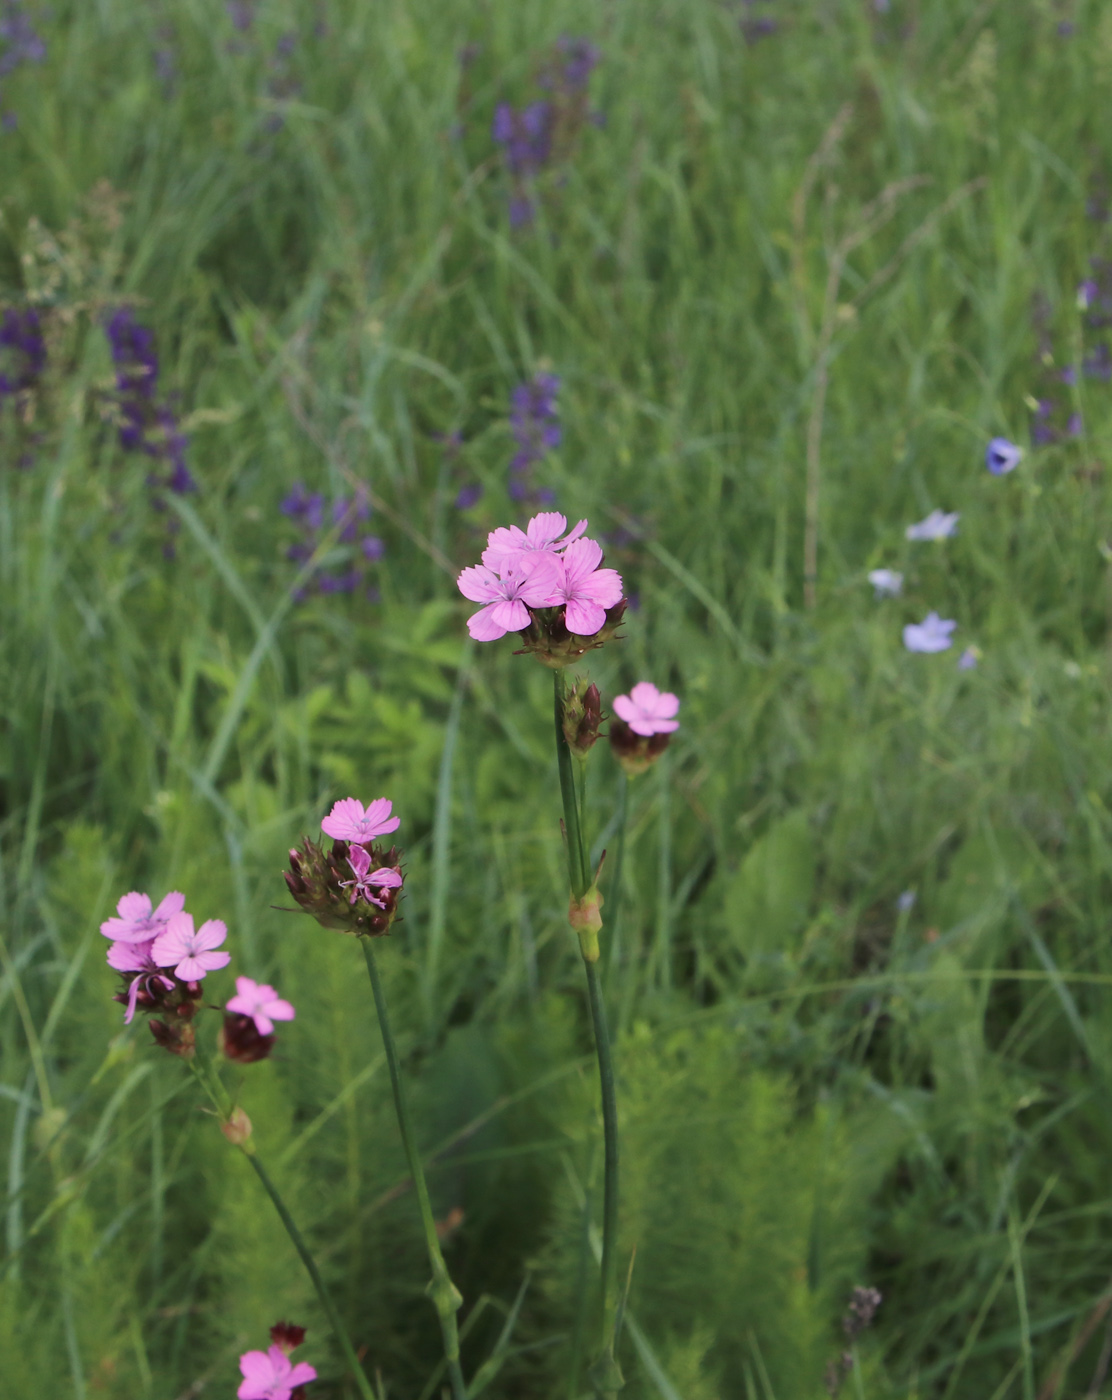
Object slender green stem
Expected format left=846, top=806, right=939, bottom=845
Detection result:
left=361, top=939, right=469, bottom=1400
left=186, top=1059, right=377, bottom=1400
left=583, top=958, right=620, bottom=1365
left=246, top=1153, right=378, bottom=1400
left=552, top=670, right=623, bottom=1391
left=554, top=670, right=589, bottom=896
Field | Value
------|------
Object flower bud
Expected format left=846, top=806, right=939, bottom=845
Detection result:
left=221, top=1106, right=253, bottom=1147
left=569, top=884, right=604, bottom=962
left=283, top=835, right=404, bottom=937
left=269, top=1321, right=307, bottom=1354
left=608, top=717, right=672, bottom=777
left=562, top=679, right=602, bottom=758
left=149, top=1018, right=196, bottom=1058
left=220, top=1011, right=276, bottom=1064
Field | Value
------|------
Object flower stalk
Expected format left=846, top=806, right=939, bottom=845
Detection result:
left=554, top=669, right=623, bottom=1393
left=186, top=1052, right=378, bottom=1400
left=361, top=939, right=469, bottom=1400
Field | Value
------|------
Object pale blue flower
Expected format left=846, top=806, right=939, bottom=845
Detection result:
left=903, top=612, right=956, bottom=653
left=906, top=510, right=959, bottom=541
left=868, top=568, right=903, bottom=597
left=986, top=437, right=1022, bottom=475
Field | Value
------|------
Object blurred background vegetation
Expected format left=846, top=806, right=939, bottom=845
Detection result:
left=3, top=0, right=1112, bottom=1395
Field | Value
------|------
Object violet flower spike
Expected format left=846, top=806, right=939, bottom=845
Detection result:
left=906, top=510, right=960, bottom=541
left=340, top=845, right=405, bottom=907
left=903, top=612, right=957, bottom=653
left=457, top=553, right=563, bottom=641
left=542, top=537, right=624, bottom=636
left=100, top=890, right=187, bottom=944
left=320, top=796, right=401, bottom=844
left=226, top=977, right=296, bottom=1037
left=150, top=913, right=231, bottom=981
left=868, top=568, right=903, bottom=597
left=237, top=1345, right=317, bottom=1400
left=986, top=437, right=1023, bottom=475
left=612, top=681, right=681, bottom=736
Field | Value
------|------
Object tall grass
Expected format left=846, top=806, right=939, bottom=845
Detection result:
left=5, top=0, right=1112, bottom=1395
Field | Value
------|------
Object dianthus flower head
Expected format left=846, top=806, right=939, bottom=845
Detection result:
left=986, top=437, right=1023, bottom=475
left=100, top=890, right=186, bottom=944
left=903, top=612, right=957, bottom=653
left=238, top=1344, right=316, bottom=1400
left=226, top=976, right=295, bottom=1036
left=150, top=913, right=231, bottom=981
left=609, top=681, right=680, bottom=775
left=868, top=568, right=903, bottom=597
left=286, top=835, right=405, bottom=937
left=106, top=938, right=175, bottom=1024
left=905, top=509, right=959, bottom=542
left=321, top=797, right=400, bottom=844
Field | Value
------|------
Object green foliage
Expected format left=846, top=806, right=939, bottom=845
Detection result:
left=4, top=0, right=1112, bottom=1396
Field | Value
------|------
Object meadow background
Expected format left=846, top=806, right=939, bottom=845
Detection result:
left=3, top=0, right=1112, bottom=1395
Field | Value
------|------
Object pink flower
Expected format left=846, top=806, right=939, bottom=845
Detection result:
left=612, top=681, right=681, bottom=736
left=226, top=976, right=296, bottom=1036
left=106, top=939, right=173, bottom=1023
left=543, top=538, right=623, bottom=636
left=321, top=796, right=401, bottom=844
left=457, top=553, right=563, bottom=641
left=339, top=845, right=405, bottom=906
left=238, top=1345, right=317, bottom=1400
left=150, top=913, right=231, bottom=981
left=100, top=890, right=186, bottom=944
left=481, top=511, right=588, bottom=571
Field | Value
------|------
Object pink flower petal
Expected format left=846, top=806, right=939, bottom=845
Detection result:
left=487, top=598, right=531, bottom=633
left=368, top=868, right=403, bottom=888
left=192, top=919, right=228, bottom=953
left=467, top=602, right=513, bottom=640
left=561, top=536, right=604, bottom=584
left=457, top=564, right=501, bottom=604
left=565, top=598, right=607, bottom=636
left=107, top=939, right=154, bottom=973
left=150, top=912, right=193, bottom=965
left=116, top=891, right=153, bottom=922
left=153, top=891, right=187, bottom=921
left=287, top=1362, right=318, bottom=1388
left=239, top=1350, right=275, bottom=1384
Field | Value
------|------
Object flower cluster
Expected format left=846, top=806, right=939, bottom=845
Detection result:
left=457, top=510, right=626, bottom=665
left=0, top=306, right=45, bottom=398
left=100, top=889, right=295, bottom=1061
left=239, top=1321, right=316, bottom=1400
left=0, top=1, right=46, bottom=129
left=285, top=797, right=406, bottom=937
left=280, top=482, right=384, bottom=598
left=491, top=35, right=601, bottom=227
left=103, top=308, right=196, bottom=541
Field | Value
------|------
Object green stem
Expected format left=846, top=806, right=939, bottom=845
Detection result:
left=186, top=1059, right=377, bottom=1400
left=246, top=1153, right=378, bottom=1400
left=554, top=670, right=589, bottom=896
left=361, top=940, right=469, bottom=1400
left=552, top=670, right=623, bottom=1392
left=603, top=772, right=629, bottom=989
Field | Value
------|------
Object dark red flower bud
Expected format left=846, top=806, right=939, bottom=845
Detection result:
left=608, top=717, right=671, bottom=776
left=270, top=1320, right=307, bottom=1354
left=562, top=679, right=602, bottom=758
left=514, top=596, right=628, bottom=668
left=149, top=1018, right=196, bottom=1058
left=219, top=1011, right=276, bottom=1063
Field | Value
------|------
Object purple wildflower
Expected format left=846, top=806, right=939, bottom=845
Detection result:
left=226, top=0, right=254, bottom=31
left=457, top=554, right=563, bottom=641
left=507, top=373, right=561, bottom=499
left=1084, top=342, right=1112, bottom=381
left=104, top=308, right=196, bottom=498
left=612, top=682, right=680, bottom=737
left=985, top=437, right=1023, bottom=475
left=321, top=796, right=401, bottom=845
left=492, top=101, right=553, bottom=177
left=554, top=36, right=600, bottom=92
left=226, top=977, right=296, bottom=1037
left=0, top=2, right=46, bottom=78
left=455, top=483, right=483, bottom=509
left=958, top=646, right=980, bottom=670
left=0, top=307, right=45, bottom=396
left=339, top=845, right=405, bottom=907
left=903, top=612, right=957, bottom=653
left=280, top=483, right=383, bottom=597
